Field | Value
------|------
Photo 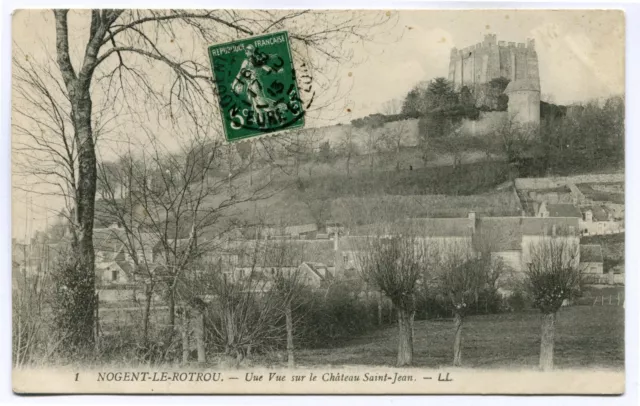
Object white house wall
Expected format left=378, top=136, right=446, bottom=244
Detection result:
left=521, top=235, right=580, bottom=266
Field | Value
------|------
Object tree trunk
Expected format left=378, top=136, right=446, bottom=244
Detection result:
left=94, top=293, right=100, bottom=353
left=70, top=89, right=98, bottom=350
left=55, top=11, right=99, bottom=350
left=168, top=288, right=176, bottom=332
left=195, top=310, right=206, bottom=363
left=377, top=291, right=383, bottom=326
left=142, top=284, right=153, bottom=345
left=225, top=307, right=236, bottom=353
left=285, top=303, right=294, bottom=368
left=181, top=308, right=189, bottom=364
left=396, top=307, right=413, bottom=366
left=453, top=312, right=463, bottom=366
left=540, top=312, right=556, bottom=371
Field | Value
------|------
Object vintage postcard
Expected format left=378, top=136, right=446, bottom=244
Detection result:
left=11, top=9, right=625, bottom=394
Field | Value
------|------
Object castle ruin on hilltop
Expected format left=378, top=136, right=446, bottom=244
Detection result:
left=448, top=34, right=541, bottom=127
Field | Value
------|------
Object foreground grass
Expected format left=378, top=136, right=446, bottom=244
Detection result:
left=294, top=306, right=624, bottom=369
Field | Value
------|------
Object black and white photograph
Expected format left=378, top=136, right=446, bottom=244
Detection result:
left=9, top=8, right=627, bottom=394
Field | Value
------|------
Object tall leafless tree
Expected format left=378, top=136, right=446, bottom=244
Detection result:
left=13, top=9, right=394, bottom=349
left=268, top=242, right=307, bottom=368
left=357, top=233, right=431, bottom=366
left=97, top=130, right=278, bottom=351
left=182, top=239, right=306, bottom=366
left=336, top=125, right=359, bottom=177
left=435, top=241, right=488, bottom=367
left=524, top=236, right=582, bottom=371
left=379, top=99, right=410, bottom=171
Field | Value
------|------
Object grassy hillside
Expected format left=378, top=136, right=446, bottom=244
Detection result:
left=217, top=158, right=519, bottom=228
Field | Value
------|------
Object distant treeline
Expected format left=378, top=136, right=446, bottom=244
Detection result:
left=352, top=77, right=568, bottom=131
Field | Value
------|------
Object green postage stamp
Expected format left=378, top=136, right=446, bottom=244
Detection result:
left=208, top=31, right=305, bottom=142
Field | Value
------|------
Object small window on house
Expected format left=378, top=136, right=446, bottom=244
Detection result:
left=342, top=253, right=349, bottom=264
left=111, top=270, right=119, bottom=282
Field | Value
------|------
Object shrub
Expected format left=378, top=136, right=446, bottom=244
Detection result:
left=506, top=289, right=532, bottom=313
left=294, top=282, right=383, bottom=348
left=415, top=295, right=449, bottom=320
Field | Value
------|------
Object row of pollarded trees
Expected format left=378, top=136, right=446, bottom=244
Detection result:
left=356, top=233, right=583, bottom=371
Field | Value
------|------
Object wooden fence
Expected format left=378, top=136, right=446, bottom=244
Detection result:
left=591, top=293, right=624, bottom=307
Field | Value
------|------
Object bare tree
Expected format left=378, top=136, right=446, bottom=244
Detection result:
left=195, top=254, right=282, bottom=365
left=379, top=99, right=410, bottom=171
left=524, top=236, right=582, bottom=371
left=357, top=234, right=429, bottom=366
left=362, top=125, right=384, bottom=174
left=183, top=239, right=306, bottom=366
left=435, top=241, right=488, bottom=367
left=12, top=244, right=58, bottom=366
left=13, top=9, right=394, bottom=349
left=490, top=116, right=536, bottom=165
left=336, top=125, right=359, bottom=177
left=268, top=242, right=307, bottom=368
left=97, top=131, right=276, bottom=351
left=438, top=123, right=466, bottom=170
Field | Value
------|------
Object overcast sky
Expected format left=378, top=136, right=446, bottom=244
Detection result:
left=12, top=9, right=625, bottom=239
left=344, top=10, right=624, bottom=119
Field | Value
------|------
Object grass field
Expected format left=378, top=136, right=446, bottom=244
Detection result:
left=293, top=306, right=624, bottom=370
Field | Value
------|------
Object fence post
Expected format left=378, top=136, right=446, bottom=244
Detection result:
left=195, top=310, right=206, bottom=363
left=181, top=307, right=190, bottom=364
left=609, top=295, right=612, bottom=305
left=617, top=293, right=621, bottom=306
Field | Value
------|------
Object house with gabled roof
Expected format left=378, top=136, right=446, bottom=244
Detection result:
left=580, top=244, right=604, bottom=274
left=474, top=217, right=523, bottom=278
left=335, top=216, right=477, bottom=279
left=211, top=239, right=336, bottom=288
left=93, top=226, right=162, bottom=297
left=580, top=205, right=623, bottom=236
left=536, top=201, right=582, bottom=218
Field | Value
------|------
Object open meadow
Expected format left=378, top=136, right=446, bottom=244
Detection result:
left=292, top=306, right=624, bottom=370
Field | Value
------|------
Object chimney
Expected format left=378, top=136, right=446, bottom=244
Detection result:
left=538, top=201, right=548, bottom=218
left=468, top=212, right=476, bottom=233
left=585, top=210, right=593, bottom=222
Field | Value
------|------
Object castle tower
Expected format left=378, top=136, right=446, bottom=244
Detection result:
left=504, top=38, right=540, bottom=128
left=504, top=78, right=541, bottom=127
left=448, top=34, right=540, bottom=127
